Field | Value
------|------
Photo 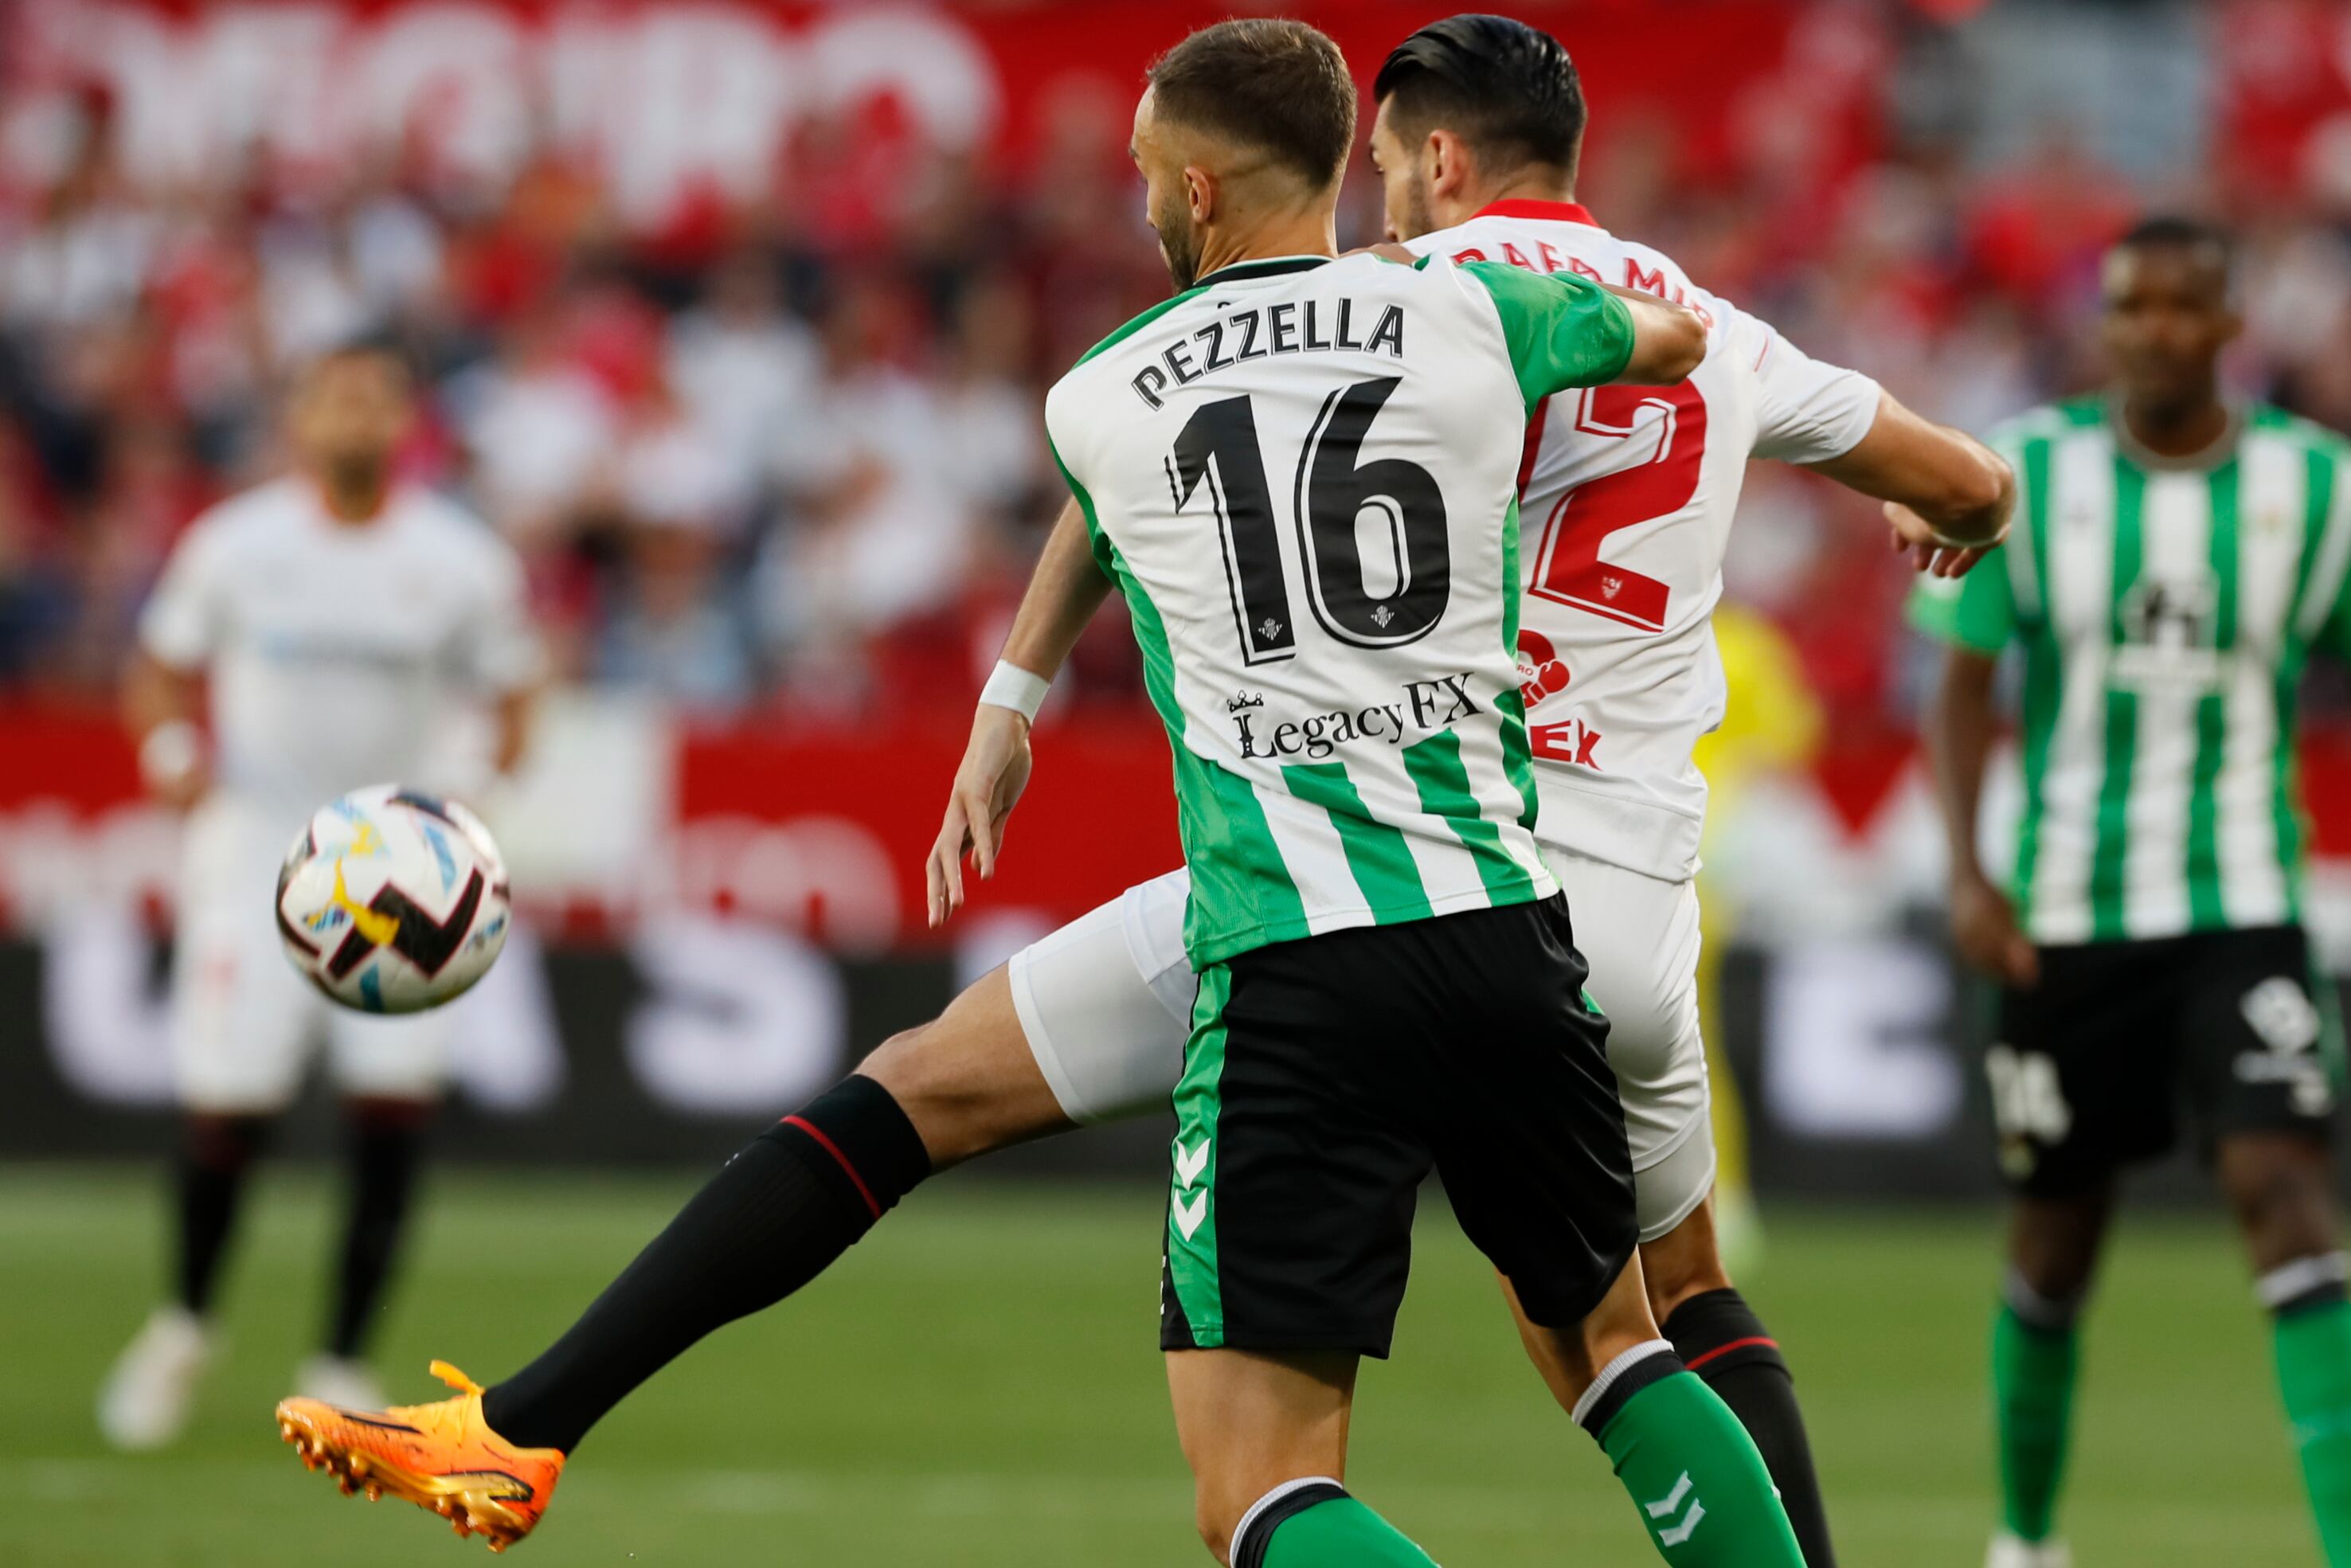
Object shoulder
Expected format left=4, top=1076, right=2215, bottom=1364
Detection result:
left=397, top=489, right=524, bottom=577
left=1063, top=288, right=1208, bottom=373
left=2248, top=402, right=2351, bottom=463
left=175, top=479, right=303, bottom=560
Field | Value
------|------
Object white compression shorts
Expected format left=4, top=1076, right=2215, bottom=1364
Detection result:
left=1006, top=849, right=1713, bottom=1242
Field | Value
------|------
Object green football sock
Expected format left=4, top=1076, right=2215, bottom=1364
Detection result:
left=1591, top=1363, right=1805, bottom=1566
left=1239, top=1482, right=1436, bottom=1568
left=1991, top=1299, right=2079, bottom=1543
left=2267, top=1266, right=2351, bottom=1566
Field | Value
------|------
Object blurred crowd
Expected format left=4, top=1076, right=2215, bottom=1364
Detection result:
left=5, top=0, right=2351, bottom=733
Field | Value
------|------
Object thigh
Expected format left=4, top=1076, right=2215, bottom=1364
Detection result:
left=1551, top=851, right=1711, bottom=1238
left=173, top=801, right=321, bottom=1113
left=1419, top=897, right=1640, bottom=1331
left=1162, top=944, right=1432, bottom=1361
left=1007, top=869, right=1193, bottom=1124
left=328, top=1003, right=452, bottom=1102
left=1989, top=940, right=2181, bottom=1197
left=2181, top=925, right=2338, bottom=1156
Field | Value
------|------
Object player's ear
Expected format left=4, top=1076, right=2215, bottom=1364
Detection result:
left=1184, top=164, right=1215, bottom=225
left=1426, top=128, right=1463, bottom=199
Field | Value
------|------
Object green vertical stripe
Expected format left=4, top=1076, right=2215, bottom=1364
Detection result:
left=1280, top=761, right=1434, bottom=921
left=2185, top=460, right=2239, bottom=929
left=2088, top=456, right=2145, bottom=941
left=1402, top=728, right=1541, bottom=903
left=1057, top=453, right=1308, bottom=961
left=1167, top=964, right=1230, bottom=1343
left=2276, top=647, right=2309, bottom=923
left=2012, top=434, right=2058, bottom=919
left=2292, top=435, right=2337, bottom=616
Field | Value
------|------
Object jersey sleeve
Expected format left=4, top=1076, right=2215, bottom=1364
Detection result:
left=138, top=519, right=225, bottom=670
left=1457, top=261, right=1636, bottom=410
left=1726, top=304, right=1884, bottom=464
left=453, top=534, right=544, bottom=694
left=1906, top=553, right=2016, bottom=654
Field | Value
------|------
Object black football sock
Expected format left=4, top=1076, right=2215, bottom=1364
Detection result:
left=1663, top=1287, right=1837, bottom=1568
left=482, top=1074, right=931, bottom=1452
left=175, top=1113, right=270, bottom=1318
left=327, top=1104, right=431, bottom=1360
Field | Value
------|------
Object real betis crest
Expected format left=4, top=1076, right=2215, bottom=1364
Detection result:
left=2111, top=570, right=2225, bottom=690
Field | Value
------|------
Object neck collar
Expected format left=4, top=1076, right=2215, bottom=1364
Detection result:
left=1191, top=255, right=1335, bottom=290
left=1469, top=198, right=1600, bottom=228
left=2110, top=393, right=2240, bottom=472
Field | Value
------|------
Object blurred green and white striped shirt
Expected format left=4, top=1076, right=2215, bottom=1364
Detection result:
left=1911, top=399, right=2351, bottom=944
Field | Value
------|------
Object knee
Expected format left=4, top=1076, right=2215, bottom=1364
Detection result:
left=855, top=1024, right=996, bottom=1167
left=2220, top=1138, right=2337, bottom=1269
left=1642, top=1233, right=1732, bottom=1324
left=1193, top=1491, right=1238, bottom=1566
left=184, top=1112, right=269, bottom=1172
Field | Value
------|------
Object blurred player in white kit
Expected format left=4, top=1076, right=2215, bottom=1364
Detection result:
left=97, top=338, right=540, bottom=1449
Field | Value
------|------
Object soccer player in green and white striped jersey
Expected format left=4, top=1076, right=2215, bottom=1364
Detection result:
left=1914, top=217, right=2351, bottom=1568
left=972, top=21, right=1839, bottom=1568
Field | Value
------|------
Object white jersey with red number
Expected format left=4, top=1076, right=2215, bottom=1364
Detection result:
left=1405, top=200, right=1881, bottom=882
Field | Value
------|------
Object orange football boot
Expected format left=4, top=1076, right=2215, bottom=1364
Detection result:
left=276, top=1361, right=565, bottom=1553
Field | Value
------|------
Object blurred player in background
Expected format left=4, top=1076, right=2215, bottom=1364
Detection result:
left=1915, top=219, right=2351, bottom=1568
left=97, top=339, right=538, bottom=1449
left=272, top=16, right=2006, bottom=1561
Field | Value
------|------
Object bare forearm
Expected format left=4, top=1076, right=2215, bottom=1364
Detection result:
left=1809, top=392, right=2015, bottom=545
left=491, top=689, right=535, bottom=776
left=1927, top=650, right=2001, bottom=882
left=999, top=498, right=1113, bottom=680
left=123, top=651, right=201, bottom=737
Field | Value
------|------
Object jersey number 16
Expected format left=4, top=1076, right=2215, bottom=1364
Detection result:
left=1168, top=376, right=1450, bottom=665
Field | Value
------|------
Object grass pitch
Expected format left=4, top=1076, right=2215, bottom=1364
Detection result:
left=0, top=1166, right=2307, bottom=1566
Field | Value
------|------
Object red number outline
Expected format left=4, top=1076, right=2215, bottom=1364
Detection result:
left=1525, top=380, right=1708, bottom=633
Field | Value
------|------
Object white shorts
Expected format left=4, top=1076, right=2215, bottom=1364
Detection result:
left=1008, top=850, right=1714, bottom=1243
left=171, top=795, right=453, bottom=1112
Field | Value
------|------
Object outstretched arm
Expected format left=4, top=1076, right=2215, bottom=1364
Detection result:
left=1597, top=282, right=1708, bottom=385
left=925, top=497, right=1112, bottom=925
left=1806, top=390, right=2016, bottom=575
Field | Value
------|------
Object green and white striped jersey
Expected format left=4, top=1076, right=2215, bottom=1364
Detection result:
left=1911, top=399, right=2351, bottom=944
left=1044, top=252, right=1636, bottom=966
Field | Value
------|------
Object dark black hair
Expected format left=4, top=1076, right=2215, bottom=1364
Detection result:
left=1373, top=14, right=1586, bottom=179
left=2113, top=215, right=2233, bottom=279
left=1148, top=18, right=1358, bottom=187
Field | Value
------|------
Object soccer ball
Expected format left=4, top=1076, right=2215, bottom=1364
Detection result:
left=276, top=784, right=510, bottom=1014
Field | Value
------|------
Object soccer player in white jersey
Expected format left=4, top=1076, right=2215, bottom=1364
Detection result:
left=97, top=339, right=538, bottom=1451
left=1915, top=220, right=2351, bottom=1568
left=270, top=18, right=2005, bottom=1560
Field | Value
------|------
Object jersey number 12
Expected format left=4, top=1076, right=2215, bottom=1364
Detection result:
left=1168, top=376, right=1450, bottom=664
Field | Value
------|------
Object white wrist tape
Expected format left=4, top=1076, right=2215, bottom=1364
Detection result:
left=139, top=720, right=203, bottom=789
left=1929, top=518, right=2012, bottom=551
left=978, top=660, right=1051, bottom=723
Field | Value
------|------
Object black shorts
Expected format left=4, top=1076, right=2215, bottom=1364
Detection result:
left=1160, top=895, right=1635, bottom=1359
left=1992, top=924, right=2339, bottom=1197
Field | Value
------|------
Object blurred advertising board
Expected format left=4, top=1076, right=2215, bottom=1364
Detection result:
left=3, top=697, right=2349, bottom=1196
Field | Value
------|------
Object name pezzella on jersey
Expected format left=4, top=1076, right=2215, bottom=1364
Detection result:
left=1129, top=295, right=1406, bottom=410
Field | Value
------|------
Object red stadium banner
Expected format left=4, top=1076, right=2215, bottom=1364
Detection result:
left=6, top=699, right=2349, bottom=947
left=1, top=1, right=1848, bottom=232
